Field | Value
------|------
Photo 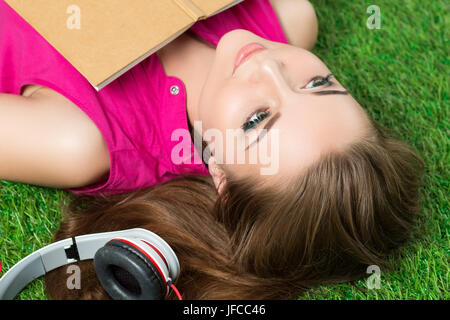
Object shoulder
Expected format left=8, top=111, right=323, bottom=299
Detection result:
left=268, top=0, right=318, bottom=50
left=21, top=84, right=111, bottom=187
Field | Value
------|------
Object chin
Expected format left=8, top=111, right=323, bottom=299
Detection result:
left=216, top=29, right=266, bottom=76
left=217, top=29, right=262, bottom=53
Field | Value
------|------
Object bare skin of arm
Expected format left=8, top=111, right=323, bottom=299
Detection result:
left=0, top=86, right=110, bottom=189
left=269, top=0, right=318, bottom=50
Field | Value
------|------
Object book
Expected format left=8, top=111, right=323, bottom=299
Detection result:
left=5, top=0, right=244, bottom=90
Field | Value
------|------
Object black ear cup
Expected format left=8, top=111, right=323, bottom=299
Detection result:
left=94, top=239, right=166, bottom=300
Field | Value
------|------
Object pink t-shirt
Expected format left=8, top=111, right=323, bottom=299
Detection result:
left=0, top=0, right=288, bottom=196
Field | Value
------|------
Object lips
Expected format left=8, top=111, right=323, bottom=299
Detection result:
left=233, top=42, right=266, bottom=74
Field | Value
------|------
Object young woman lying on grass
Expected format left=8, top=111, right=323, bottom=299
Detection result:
left=0, top=0, right=424, bottom=299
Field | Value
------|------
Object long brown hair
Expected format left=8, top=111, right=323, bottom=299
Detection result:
left=44, top=121, right=424, bottom=299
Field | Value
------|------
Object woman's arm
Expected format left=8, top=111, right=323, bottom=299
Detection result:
left=0, top=88, right=110, bottom=189
left=269, top=0, right=318, bottom=50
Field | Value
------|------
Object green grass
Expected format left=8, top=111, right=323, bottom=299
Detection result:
left=0, top=0, right=448, bottom=300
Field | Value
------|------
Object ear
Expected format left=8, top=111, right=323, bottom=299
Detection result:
left=208, top=157, right=227, bottom=195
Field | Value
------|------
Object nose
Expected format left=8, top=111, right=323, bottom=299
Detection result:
left=253, top=56, right=295, bottom=95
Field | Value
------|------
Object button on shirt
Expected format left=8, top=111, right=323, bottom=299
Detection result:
left=170, top=85, right=180, bottom=95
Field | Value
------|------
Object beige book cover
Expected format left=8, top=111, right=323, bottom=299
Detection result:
left=5, top=0, right=244, bottom=90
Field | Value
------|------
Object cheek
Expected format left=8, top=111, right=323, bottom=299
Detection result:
left=198, top=80, right=245, bottom=133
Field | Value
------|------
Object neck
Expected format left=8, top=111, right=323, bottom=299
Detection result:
left=156, top=30, right=216, bottom=128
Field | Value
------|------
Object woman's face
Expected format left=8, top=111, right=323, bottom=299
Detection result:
left=196, top=29, right=370, bottom=183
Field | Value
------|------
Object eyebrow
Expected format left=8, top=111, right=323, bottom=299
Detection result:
left=245, top=111, right=281, bottom=150
left=312, top=89, right=349, bottom=95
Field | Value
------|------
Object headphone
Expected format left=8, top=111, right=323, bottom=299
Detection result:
left=0, top=228, right=182, bottom=300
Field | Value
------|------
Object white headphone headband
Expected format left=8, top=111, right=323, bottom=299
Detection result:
left=0, top=228, right=180, bottom=300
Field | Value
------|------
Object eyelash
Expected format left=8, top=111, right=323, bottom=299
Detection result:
left=303, top=73, right=334, bottom=89
left=241, top=107, right=271, bottom=132
left=241, top=74, right=334, bottom=132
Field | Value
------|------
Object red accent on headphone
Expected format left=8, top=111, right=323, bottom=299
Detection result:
left=111, top=238, right=167, bottom=296
left=141, top=240, right=169, bottom=271
left=141, top=240, right=183, bottom=301
left=170, top=283, right=183, bottom=300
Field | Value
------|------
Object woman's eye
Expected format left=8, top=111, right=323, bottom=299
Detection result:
left=241, top=109, right=271, bottom=132
left=304, top=74, right=333, bottom=89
